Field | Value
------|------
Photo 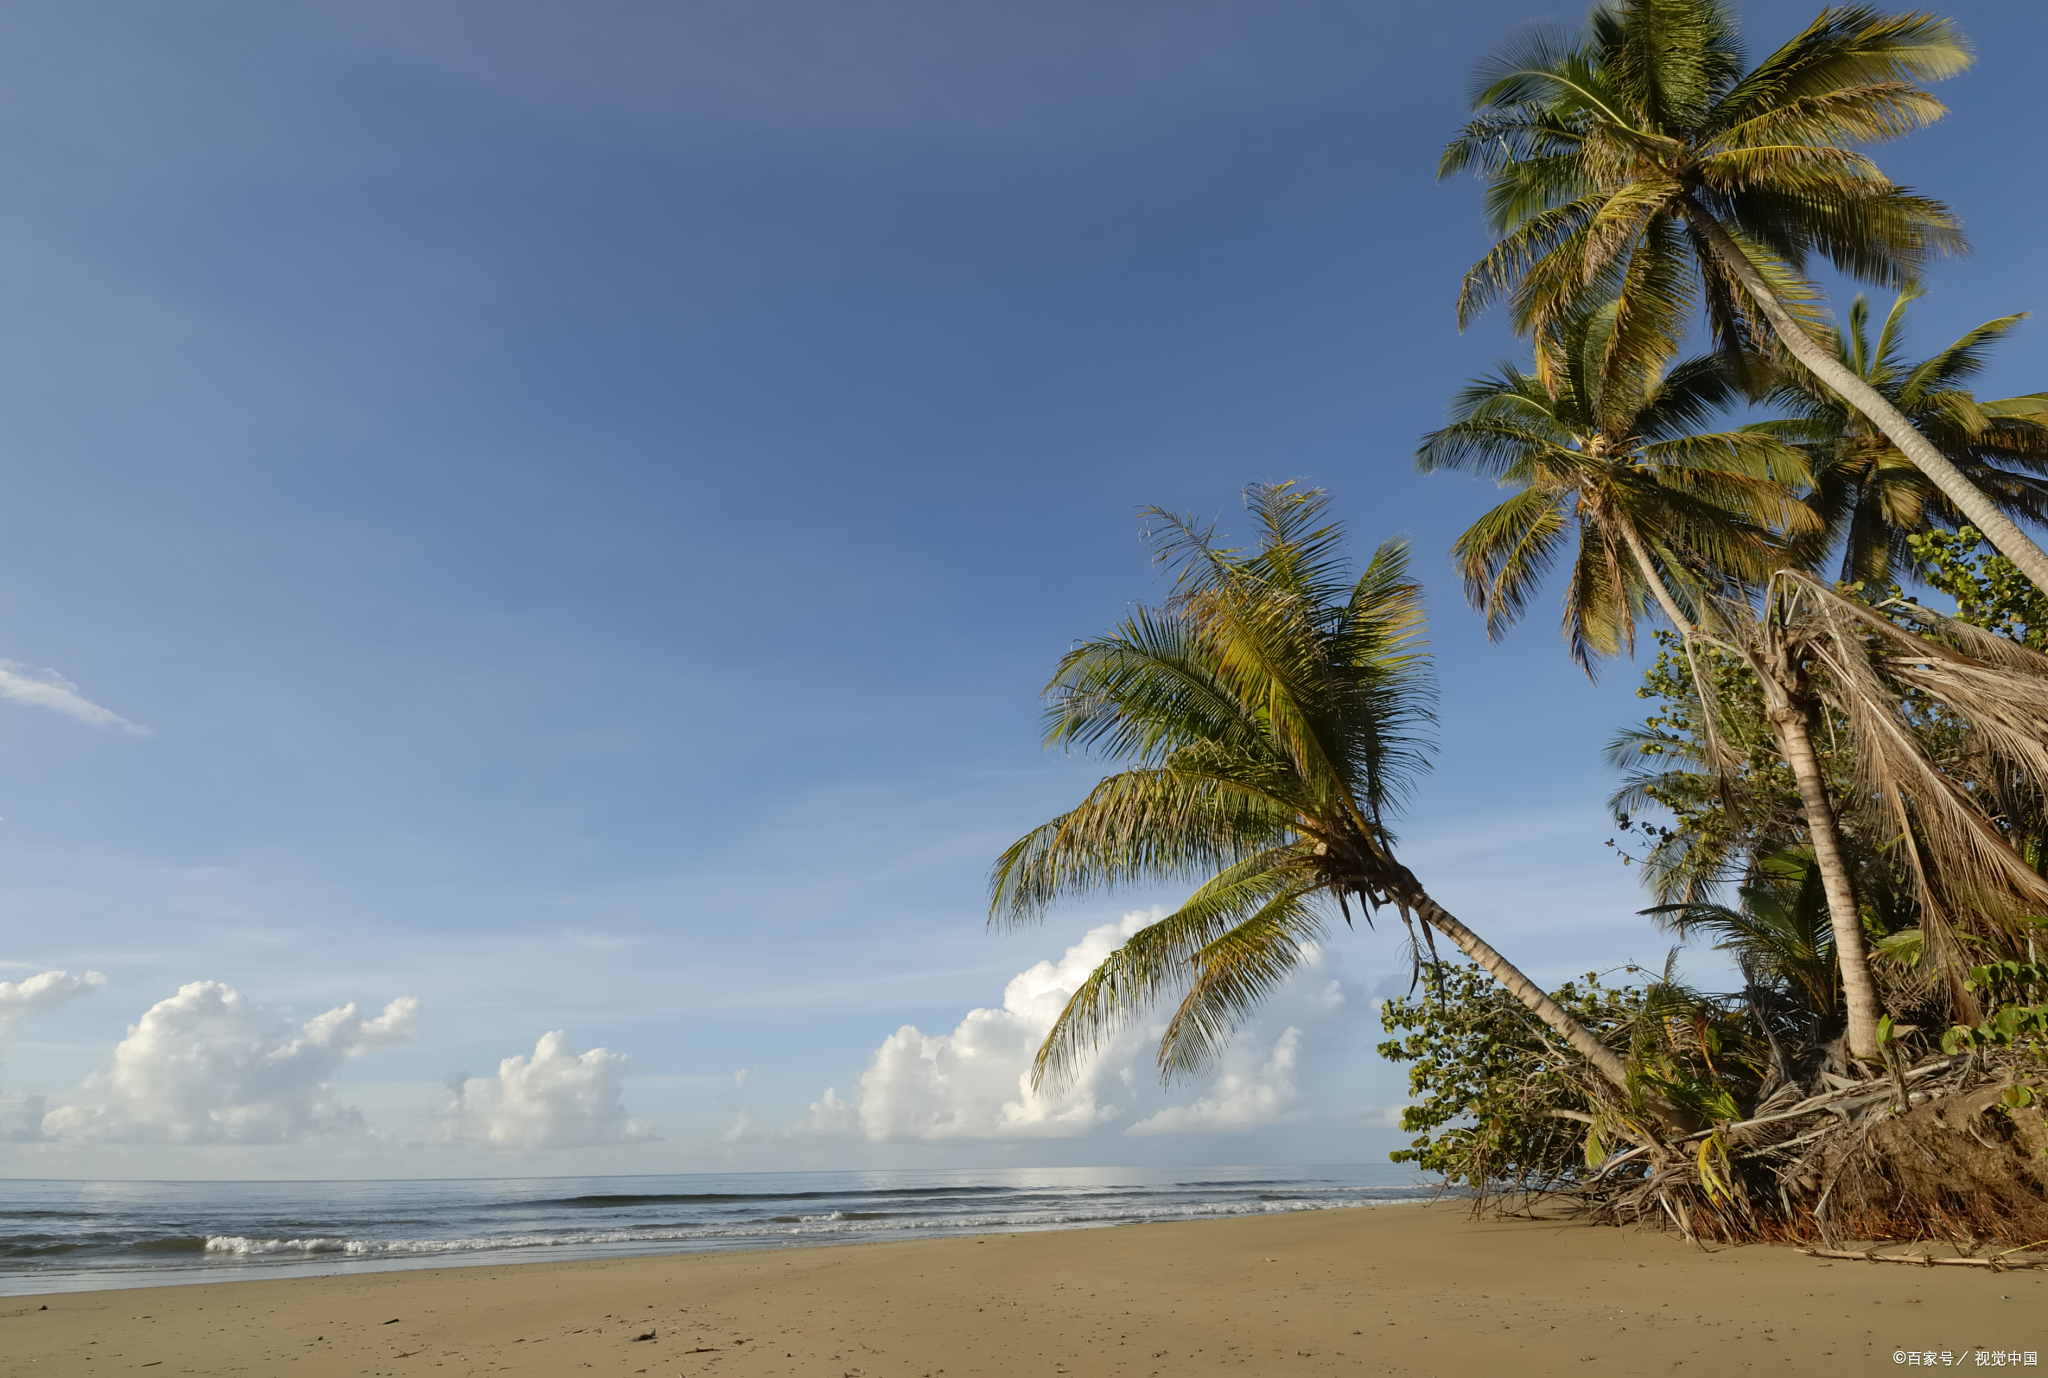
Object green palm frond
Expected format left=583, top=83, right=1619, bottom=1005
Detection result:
left=1031, top=851, right=1319, bottom=1090
left=1156, top=886, right=1325, bottom=1079
left=1761, top=292, right=2048, bottom=584
left=1422, top=297, right=1803, bottom=673
left=994, top=482, right=1452, bottom=1088
left=1445, top=0, right=1967, bottom=376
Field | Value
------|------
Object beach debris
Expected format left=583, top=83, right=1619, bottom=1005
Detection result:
left=633, top=1330, right=656, bottom=1342
left=1522, top=1046, right=2048, bottom=1251
left=383, top=1317, right=401, bottom=1325
left=1797, top=1247, right=2045, bottom=1270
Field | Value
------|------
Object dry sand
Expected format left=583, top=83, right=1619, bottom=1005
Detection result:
left=4, top=1204, right=2042, bottom=1375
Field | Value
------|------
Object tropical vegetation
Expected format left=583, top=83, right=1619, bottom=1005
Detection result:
left=989, top=482, right=1636, bottom=1098
left=992, top=0, right=2048, bottom=1253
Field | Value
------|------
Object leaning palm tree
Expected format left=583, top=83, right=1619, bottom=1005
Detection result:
left=1759, top=290, right=2048, bottom=586
left=1441, top=1, right=2048, bottom=593
left=989, top=482, right=1635, bottom=1095
left=1416, top=300, right=1808, bottom=674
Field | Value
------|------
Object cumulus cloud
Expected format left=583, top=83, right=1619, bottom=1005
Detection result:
left=0, top=661, right=146, bottom=734
left=1126, top=1027, right=1302, bottom=1135
left=40, top=981, right=417, bottom=1144
left=805, top=912, right=1348, bottom=1142
left=0, top=969, right=106, bottom=1047
left=442, top=1031, right=655, bottom=1149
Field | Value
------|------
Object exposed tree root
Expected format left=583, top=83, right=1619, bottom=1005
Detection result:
left=1543, top=1051, right=2048, bottom=1253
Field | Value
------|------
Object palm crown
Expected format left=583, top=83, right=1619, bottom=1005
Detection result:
left=1440, top=0, right=2048, bottom=596
left=990, top=483, right=1432, bottom=1082
left=991, top=483, right=1632, bottom=1094
left=1444, top=0, right=1966, bottom=385
left=1417, top=302, right=1808, bottom=673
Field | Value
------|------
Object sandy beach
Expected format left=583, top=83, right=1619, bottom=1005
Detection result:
left=4, top=1204, right=2041, bottom=1376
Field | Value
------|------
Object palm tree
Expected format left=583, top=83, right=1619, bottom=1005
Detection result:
left=1440, top=1, right=2048, bottom=594
left=1758, top=575, right=2048, bottom=1006
left=1415, top=301, right=1807, bottom=673
left=989, top=482, right=1635, bottom=1095
left=1759, top=290, right=2048, bottom=586
left=1413, top=305, right=1898, bottom=1057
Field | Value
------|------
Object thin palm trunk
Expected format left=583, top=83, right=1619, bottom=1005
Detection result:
left=1683, top=203, right=2048, bottom=595
left=1612, top=522, right=1884, bottom=1061
left=1615, top=522, right=1699, bottom=637
left=1382, top=865, right=1631, bottom=1093
left=1759, top=689, right=1883, bottom=1060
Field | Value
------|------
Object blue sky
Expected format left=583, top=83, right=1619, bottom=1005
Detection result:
left=0, top=0, right=2043, bottom=1178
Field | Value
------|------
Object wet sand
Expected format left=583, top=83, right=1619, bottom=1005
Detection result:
left=4, top=1203, right=2041, bottom=1375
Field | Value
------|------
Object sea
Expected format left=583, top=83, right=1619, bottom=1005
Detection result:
left=0, top=1163, right=1436, bottom=1297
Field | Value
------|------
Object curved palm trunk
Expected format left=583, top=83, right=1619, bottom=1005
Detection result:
left=1682, top=202, right=2048, bottom=596
left=1612, top=524, right=1884, bottom=1061
left=1382, top=867, right=1630, bottom=1093
left=1615, top=522, right=1699, bottom=638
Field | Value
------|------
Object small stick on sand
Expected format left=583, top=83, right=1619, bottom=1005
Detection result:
left=1797, top=1246, right=2046, bottom=1270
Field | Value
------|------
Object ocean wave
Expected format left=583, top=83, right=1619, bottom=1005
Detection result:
left=195, top=1193, right=1425, bottom=1262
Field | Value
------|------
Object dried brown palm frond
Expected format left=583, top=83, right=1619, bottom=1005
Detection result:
left=1761, top=571, right=2048, bottom=994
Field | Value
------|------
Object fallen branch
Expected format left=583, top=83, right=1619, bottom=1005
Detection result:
left=1797, top=1247, right=2045, bottom=1271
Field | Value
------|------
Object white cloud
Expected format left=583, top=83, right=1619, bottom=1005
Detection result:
left=442, top=1031, right=655, bottom=1150
left=1126, top=1027, right=1302, bottom=1135
left=809, top=912, right=1345, bottom=1142
left=0, top=661, right=146, bottom=734
left=721, top=1106, right=757, bottom=1144
left=0, top=968, right=106, bottom=1047
left=40, top=981, right=417, bottom=1144
left=802, top=1086, right=859, bottom=1134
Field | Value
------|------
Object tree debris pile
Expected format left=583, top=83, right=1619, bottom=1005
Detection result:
left=1382, top=964, right=2048, bottom=1254
left=1582, top=1054, right=2048, bottom=1252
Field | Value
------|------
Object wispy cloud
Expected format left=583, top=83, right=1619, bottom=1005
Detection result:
left=0, top=661, right=146, bottom=734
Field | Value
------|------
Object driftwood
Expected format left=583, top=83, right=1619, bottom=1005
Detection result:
left=1797, top=1246, right=2046, bottom=1270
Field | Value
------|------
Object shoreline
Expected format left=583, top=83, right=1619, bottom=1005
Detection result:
left=4, top=1205, right=1435, bottom=1301
left=0, top=1166, right=1433, bottom=1301
left=8, top=1202, right=2041, bottom=1375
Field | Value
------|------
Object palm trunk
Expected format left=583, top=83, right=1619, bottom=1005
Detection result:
left=1385, top=869, right=1630, bottom=1093
left=1758, top=674, right=1884, bottom=1062
left=1615, top=522, right=1699, bottom=637
left=1682, top=201, right=2048, bottom=596
left=1611, top=516, right=1884, bottom=1060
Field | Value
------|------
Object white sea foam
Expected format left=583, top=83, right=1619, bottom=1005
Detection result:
left=0, top=1171, right=1437, bottom=1297
left=196, top=1195, right=1386, bottom=1261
